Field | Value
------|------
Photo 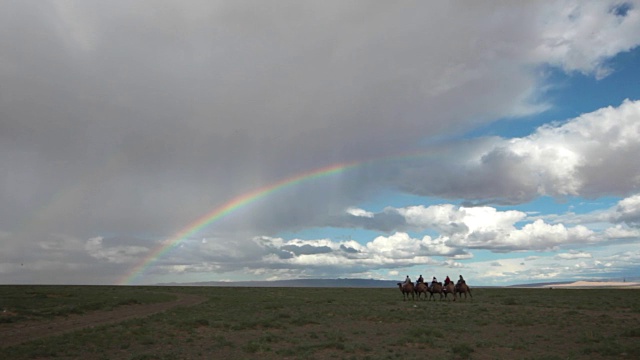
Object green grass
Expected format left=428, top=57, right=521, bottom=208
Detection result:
left=1, top=286, right=639, bottom=359
left=0, top=285, right=175, bottom=322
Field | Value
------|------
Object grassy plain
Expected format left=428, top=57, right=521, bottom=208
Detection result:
left=1, top=285, right=175, bottom=322
left=2, top=285, right=640, bottom=359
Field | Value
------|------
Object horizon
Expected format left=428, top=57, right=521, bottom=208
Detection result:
left=3, top=276, right=639, bottom=288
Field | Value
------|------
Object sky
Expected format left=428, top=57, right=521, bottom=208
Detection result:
left=1, top=1, right=640, bottom=286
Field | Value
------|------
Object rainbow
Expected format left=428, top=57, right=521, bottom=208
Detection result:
left=117, top=161, right=359, bottom=285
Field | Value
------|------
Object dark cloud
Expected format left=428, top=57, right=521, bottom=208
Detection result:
left=0, top=1, right=551, bottom=239
left=326, top=208, right=407, bottom=233
left=281, top=244, right=332, bottom=256
left=340, top=245, right=360, bottom=254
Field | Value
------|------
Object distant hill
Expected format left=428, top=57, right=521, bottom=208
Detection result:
left=156, top=277, right=640, bottom=288
left=509, top=278, right=640, bottom=288
left=157, top=278, right=400, bottom=288
left=508, top=281, right=573, bottom=288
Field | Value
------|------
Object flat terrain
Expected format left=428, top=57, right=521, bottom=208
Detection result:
left=1, top=285, right=639, bottom=359
left=1, top=290, right=205, bottom=348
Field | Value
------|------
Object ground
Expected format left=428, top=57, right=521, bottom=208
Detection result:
left=2, top=286, right=639, bottom=359
left=0, top=293, right=205, bottom=348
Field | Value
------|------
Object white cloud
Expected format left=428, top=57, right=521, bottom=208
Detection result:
left=612, top=193, right=640, bottom=225
left=442, top=259, right=464, bottom=268
left=487, top=220, right=596, bottom=251
left=346, top=207, right=374, bottom=218
left=453, top=243, right=640, bottom=286
left=531, top=1, right=640, bottom=78
left=401, top=99, right=640, bottom=203
left=335, top=203, right=605, bottom=252
left=604, top=225, right=640, bottom=239
left=367, top=232, right=466, bottom=258
left=251, top=233, right=468, bottom=272
left=556, top=251, right=592, bottom=260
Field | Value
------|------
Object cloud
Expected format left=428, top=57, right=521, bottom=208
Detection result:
left=84, top=237, right=149, bottom=264
left=470, top=220, right=596, bottom=252
left=330, top=203, right=606, bottom=252
left=367, top=232, right=469, bottom=258
left=332, top=207, right=407, bottom=232
left=399, top=205, right=527, bottom=235
left=611, top=193, right=640, bottom=226
left=154, top=199, right=638, bottom=282
left=556, top=251, right=592, bottom=260
left=253, top=233, right=469, bottom=272
left=604, top=225, right=640, bottom=239
left=454, top=244, right=640, bottom=286
left=400, top=99, right=640, bottom=203
left=161, top=196, right=639, bottom=280
left=346, top=207, right=374, bottom=218
left=3, top=1, right=639, bottom=240
left=531, top=1, right=640, bottom=78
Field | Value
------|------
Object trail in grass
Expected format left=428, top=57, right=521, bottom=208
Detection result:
left=0, top=293, right=206, bottom=348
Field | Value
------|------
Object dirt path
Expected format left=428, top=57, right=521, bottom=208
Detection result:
left=0, top=293, right=206, bottom=348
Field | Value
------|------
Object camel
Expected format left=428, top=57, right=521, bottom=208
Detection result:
left=455, top=281, right=472, bottom=299
left=397, top=282, right=415, bottom=301
left=414, top=282, right=428, bottom=300
left=427, top=282, right=444, bottom=301
left=442, top=282, right=457, bottom=301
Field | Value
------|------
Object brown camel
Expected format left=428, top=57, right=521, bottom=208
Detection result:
left=442, top=282, right=457, bottom=301
left=414, top=282, right=428, bottom=300
left=397, top=282, right=415, bottom=301
left=428, top=282, right=444, bottom=301
left=455, top=281, right=472, bottom=299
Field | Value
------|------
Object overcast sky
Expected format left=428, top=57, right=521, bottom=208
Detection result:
left=2, top=1, right=640, bottom=286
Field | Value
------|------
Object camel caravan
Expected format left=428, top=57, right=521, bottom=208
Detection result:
left=397, top=274, right=472, bottom=301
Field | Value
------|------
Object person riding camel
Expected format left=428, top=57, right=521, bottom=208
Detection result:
left=404, top=275, right=411, bottom=285
left=457, top=275, right=465, bottom=285
left=431, top=276, right=437, bottom=288
left=417, top=275, right=424, bottom=284
left=444, top=275, right=451, bottom=286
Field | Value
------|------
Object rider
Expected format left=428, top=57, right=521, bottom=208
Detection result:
left=417, top=275, right=424, bottom=284
left=457, top=275, right=465, bottom=285
left=404, top=275, right=412, bottom=284
left=444, top=275, right=451, bottom=286
left=431, top=276, right=438, bottom=288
